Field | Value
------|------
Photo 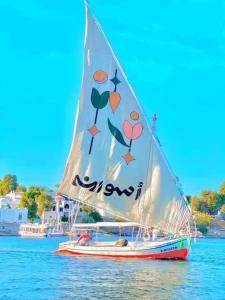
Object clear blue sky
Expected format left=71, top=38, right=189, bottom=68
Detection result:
left=1, top=0, right=225, bottom=196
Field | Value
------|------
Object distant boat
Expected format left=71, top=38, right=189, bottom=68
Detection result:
left=55, top=1, right=192, bottom=259
left=19, top=223, right=48, bottom=238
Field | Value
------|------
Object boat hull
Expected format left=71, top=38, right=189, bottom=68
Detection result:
left=55, top=237, right=190, bottom=260
left=19, top=232, right=47, bottom=238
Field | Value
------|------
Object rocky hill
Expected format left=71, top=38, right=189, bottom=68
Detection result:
left=206, top=216, right=225, bottom=238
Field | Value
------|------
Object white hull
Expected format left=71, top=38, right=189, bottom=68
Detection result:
left=19, top=223, right=48, bottom=238
left=19, top=231, right=47, bottom=238
left=56, top=236, right=190, bottom=260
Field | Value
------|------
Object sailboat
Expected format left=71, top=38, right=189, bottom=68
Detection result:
left=55, top=1, right=192, bottom=259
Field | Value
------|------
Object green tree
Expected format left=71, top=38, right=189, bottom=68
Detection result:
left=219, top=182, right=225, bottom=208
left=219, top=182, right=225, bottom=196
left=18, top=186, right=54, bottom=220
left=190, top=196, right=201, bottom=211
left=201, top=190, right=222, bottom=215
left=81, top=204, right=95, bottom=213
left=89, top=211, right=103, bottom=222
left=195, top=212, right=212, bottom=234
left=221, top=204, right=225, bottom=214
left=18, top=192, right=38, bottom=221
left=80, top=204, right=103, bottom=222
left=36, top=193, right=54, bottom=217
left=29, top=185, right=48, bottom=193
left=220, top=204, right=225, bottom=220
left=0, top=174, right=18, bottom=195
left=16, top=185, right=27, bottom=192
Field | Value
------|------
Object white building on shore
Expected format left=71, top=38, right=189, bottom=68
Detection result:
left=0, top=208, right=28, bottom=236
left=42, top=195, right=91, bottom=228
left=0, top=191, right=28, bottom=235
left=0, top=191, right=23, bottom=208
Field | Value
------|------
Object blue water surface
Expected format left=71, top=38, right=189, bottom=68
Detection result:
left=0, top=237, right=224, bottom=300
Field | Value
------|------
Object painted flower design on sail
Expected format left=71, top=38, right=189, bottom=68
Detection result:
left=88, top=70, right=110, bottom=154
left=122, top=120, right=143, bottom=164
left=89, top=68, right=143, bottom=163
left=108, top=114, right=143, bottom=164
left=123, top=121, right=143, bottom=141
left=88, top=69, right=121, bottom=155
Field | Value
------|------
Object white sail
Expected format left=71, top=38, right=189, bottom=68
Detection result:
left=58, top=2, right=191, bottom=234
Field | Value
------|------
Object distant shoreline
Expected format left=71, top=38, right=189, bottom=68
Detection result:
left=201, top=235, right=225, bottom=239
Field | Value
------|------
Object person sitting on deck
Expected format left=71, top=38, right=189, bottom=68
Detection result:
left=77, top=231, right=92, bottom=246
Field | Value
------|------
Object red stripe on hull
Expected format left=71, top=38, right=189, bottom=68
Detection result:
left=55, top=248, right=188, bottom=260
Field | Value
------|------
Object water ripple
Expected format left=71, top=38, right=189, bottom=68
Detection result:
left=0, top=237, right=224, bottom=300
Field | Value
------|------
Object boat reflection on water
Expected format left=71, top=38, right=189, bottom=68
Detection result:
left=1, top=237, right=225, bottom=299
left=58, top=253, right=189, bottom=299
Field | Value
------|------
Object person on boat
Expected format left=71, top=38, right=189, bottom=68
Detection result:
left=152, top=228, right=159, bottom=241
left=115, top=239, right=128, bottom=247
left=77, top=231, right=92, bottom=246
left=143, top=231, right=151, bottom=242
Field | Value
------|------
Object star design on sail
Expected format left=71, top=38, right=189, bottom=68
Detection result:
left=123, top=152, right=134, bottom=164
left=88, top=125, right=100, bottom=136
left=110, top=70, right=121, bottom=89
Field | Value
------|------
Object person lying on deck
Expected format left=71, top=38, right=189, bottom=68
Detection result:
left=77, top=231, right=92, bottom=246
left=114, top=239, right=128, bottom=247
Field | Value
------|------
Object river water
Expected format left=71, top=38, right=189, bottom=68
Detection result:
left=0, top=237, right=224, bottom=300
